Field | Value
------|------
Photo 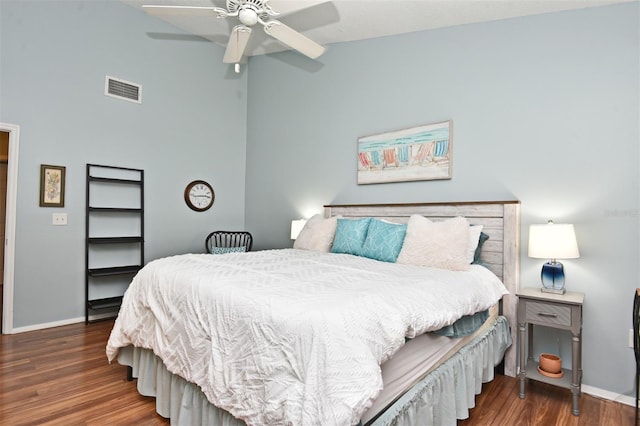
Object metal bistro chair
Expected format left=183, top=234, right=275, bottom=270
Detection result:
left=634, top=288, right=640, bottom=426
left=205, top=230, right=253, bottom=254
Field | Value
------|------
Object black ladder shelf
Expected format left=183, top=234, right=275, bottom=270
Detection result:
left=85, top=164, right=144, bottom=323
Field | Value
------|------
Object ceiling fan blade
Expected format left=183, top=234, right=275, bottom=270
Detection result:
left=223, top=25, right=253, bottom=64
left=263, top=20, right=325, bottom=59
left=142, top=5, right=230, bottom=18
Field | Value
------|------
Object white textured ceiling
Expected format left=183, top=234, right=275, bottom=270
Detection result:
left=120, top=0, right=633, bottom=57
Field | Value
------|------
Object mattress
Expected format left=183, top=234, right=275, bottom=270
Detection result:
left=361, top=305, right=498, bottom=424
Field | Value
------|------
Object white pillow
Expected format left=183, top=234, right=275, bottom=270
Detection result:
left=466, top=225, right=484, bottom=264
left=396, top=215, right=470, bottom=271
left=293, top=214, right=338, bottom=252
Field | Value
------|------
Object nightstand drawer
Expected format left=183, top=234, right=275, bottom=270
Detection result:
left=525, top=301, right=572, bottom=327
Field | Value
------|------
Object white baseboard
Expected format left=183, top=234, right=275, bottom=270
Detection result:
left=582, top=384, right=635, bottom=407
left=8, top=313, right=115, bottom=334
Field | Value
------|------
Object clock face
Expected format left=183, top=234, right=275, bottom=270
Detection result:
left=184, top=180, right=215, bottom=212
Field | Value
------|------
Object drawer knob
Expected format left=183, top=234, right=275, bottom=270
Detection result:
left=538, top=312, right=558, bottom=318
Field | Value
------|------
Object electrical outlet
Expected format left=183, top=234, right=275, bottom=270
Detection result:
left=52, top=213, right=67, bottom=226
left=629, top=329, right=634, bottom=349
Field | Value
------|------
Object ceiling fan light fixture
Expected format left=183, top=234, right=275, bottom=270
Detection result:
left=239, top=8, right=259, bottom=26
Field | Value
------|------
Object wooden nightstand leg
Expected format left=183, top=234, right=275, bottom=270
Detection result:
left=578, top=330, right=583, bottom=395
left=571, top=332, right=581, bottom=416
left=518, top=321, right=526, bottom=398
left=527, top=323, right=534, bottom=361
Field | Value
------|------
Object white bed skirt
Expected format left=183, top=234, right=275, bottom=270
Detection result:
left=118, top=316, right=511, bottom=426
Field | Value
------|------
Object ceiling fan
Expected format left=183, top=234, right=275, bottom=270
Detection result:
left=142, top=0, right=326, bottom=64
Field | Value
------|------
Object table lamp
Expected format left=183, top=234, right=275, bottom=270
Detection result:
left=528, top=221, right=580, bottom=294
left=290, top=219, right=307, bottom=240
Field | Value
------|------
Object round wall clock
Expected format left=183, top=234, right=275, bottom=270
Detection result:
left=184, top=180, right=215, bottom=212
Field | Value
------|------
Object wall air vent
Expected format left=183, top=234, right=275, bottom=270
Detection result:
left=105, top=75, right=142, bottom=104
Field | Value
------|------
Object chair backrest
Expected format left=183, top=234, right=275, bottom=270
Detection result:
left=634, top=289, right=640, bottom=363
left=205, top=231, right=253, bottom=253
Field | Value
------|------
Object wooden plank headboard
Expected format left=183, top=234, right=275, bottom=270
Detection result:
left=324, top=200, right=521, bottom=377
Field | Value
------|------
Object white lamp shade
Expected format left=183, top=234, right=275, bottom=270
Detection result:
left=290, top=219, right=307, bottom=240
left=528, top=222, right=580, bottom=259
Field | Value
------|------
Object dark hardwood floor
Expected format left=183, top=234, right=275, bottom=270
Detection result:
left=0, top=320, right=168, bottom=425
left=0, top=320, right=635, bottom=425
left=459, top=373, right=635, bottom=426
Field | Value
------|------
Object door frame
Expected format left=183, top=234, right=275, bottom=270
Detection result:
left=0, top=122, right=19, bottom=334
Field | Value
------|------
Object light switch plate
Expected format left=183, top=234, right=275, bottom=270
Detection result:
left=52, top=213, right=67, bottom=225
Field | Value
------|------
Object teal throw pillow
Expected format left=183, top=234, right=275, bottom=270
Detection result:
left=360, top=219, right=407, bottom=263
left=210, top=246, right=247, bottom=254
left=331, top=217, right=372, bottom=256
left=472, top=232, right=490, bottom=264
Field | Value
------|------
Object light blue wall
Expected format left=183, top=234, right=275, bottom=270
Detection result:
left=245, top=4, right=639, bottom=397
left=0, top=1, right=248, bottom=327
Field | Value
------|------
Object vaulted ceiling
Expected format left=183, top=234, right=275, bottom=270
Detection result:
left=121, top=0, right=633, bottom=57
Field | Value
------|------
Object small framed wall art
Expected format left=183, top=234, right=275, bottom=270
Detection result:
left=39, top=164, right=66, bottom=207
left=357, top=120, right=452, bottom=184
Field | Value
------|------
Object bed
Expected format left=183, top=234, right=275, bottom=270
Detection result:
left=106, top=200, right=520, bottom=425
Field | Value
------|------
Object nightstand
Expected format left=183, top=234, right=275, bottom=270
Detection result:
left=517, top=287, right=585, bottom=415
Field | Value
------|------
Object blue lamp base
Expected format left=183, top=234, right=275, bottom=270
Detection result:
left=541, top=261, right=566, bottom=294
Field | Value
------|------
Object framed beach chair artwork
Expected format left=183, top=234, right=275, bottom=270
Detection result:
left=357, top=120, right=452, bottom=184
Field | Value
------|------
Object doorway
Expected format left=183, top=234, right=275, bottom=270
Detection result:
left=0, top=123, right=18, bottom=334
left=0, top=131, right=7, bottom=331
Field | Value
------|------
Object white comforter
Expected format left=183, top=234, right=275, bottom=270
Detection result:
left=106, top=249, right=508, bottom=426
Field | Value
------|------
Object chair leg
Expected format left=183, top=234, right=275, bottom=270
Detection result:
left=634, top=290, right=640, bottom=426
